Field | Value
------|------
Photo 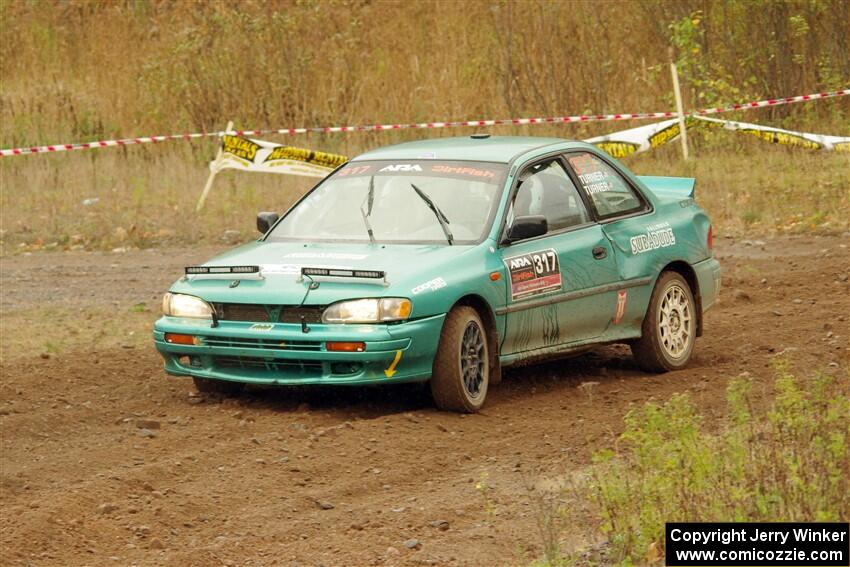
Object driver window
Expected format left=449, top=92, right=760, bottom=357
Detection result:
left=566, top=152, right=643, bottom=218
left=511, top=159, right=590, bottom=233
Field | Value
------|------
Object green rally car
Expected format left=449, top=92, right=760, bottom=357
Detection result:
left=154, top=135, right=720, bottom=412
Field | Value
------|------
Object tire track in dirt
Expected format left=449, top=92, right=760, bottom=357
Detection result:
left=1, top=235, right=848, bottom=566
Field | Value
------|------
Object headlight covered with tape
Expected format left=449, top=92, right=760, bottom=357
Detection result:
left=322, top=298, right=411, bottom=324
left=162, top=292, right=213, bottom=319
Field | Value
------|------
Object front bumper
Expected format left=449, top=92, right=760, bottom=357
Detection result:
left=153, top=314, right=445, bottom=386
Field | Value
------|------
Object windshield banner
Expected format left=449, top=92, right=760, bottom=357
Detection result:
left=211, top=135, right=349, bottom=177
left=211, top=118, right=848, bottom=180
left=585, top=118, right=689, bottom=158
left=692, top=116, right=850, bottom=151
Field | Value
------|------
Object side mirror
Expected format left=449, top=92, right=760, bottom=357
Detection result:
left=257, top=211, right=279, bottom=234
left=506, top=215, right=548, bottom=242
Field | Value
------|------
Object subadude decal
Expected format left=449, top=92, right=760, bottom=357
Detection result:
left=630, top=222, right=676, bottom=255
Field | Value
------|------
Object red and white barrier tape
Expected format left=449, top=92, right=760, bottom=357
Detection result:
left=693, top=89, right=849, bottom=115
left=0, top=111, right=676, bottom=158
left=1, top=88, right=847, bottom=158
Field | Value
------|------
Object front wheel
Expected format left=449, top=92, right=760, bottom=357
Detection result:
left=430, top=306, right=489, bottom=412
left=631, top=271, right=697, bottom=372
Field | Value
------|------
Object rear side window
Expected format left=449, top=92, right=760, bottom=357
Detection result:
left=510, top=158, right=590, bottom=233
left=566, top=152, right=644, bottom=218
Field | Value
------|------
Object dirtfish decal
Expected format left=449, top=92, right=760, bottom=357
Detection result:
left=630, top=222, right=676, bottom=255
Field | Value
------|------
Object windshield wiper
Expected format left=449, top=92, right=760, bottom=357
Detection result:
left=359, top=175, right=376, bottom=244
left=410, top=183, right=453, bottom=245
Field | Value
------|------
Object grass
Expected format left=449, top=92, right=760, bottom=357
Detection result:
left=1, top=130, right=847, bottom=254
left=0, top=305, right=154, bottom=362
left=523, top=361, right=850, bottom=566
left=1, top=2, right=847, bottom=251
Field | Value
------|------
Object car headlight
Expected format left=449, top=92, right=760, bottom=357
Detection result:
left=162, top=292, right=213, bottom=319
left=322, top=298, right=411, bottom=324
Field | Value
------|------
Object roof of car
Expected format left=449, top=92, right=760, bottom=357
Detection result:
left=351, top=135, right=578, bottom=163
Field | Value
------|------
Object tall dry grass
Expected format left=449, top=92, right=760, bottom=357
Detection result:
left=1, top=127, right=847, bottom=253
left=1, top=0, right=848, bottom=147
left=0, top=0, right=848, bottom=251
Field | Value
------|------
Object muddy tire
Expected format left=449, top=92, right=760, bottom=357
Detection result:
left=631, top=271, right=697, bottom=372
left=192, top=377, right=245, bottom=396
left=430, top=306, right=489, bottom=413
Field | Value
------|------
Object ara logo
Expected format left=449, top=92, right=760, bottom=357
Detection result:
left=508, top=257, right=532, bottom=269
left=379, top=164, right=423, bottom=172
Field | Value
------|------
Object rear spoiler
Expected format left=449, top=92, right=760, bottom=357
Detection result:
left=637, top=176, right=696, bottom=199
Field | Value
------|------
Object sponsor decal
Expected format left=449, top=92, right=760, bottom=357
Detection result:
left=412, top=277, right=447, bottom=295
left=379, top=164, right=423, bottom=172
left=222, top=135, right=261, bottom=162
left=613, top=290, right=628, bottom=324
left=592, top=141, right=640, bottom=158
left=282, top=252, right=369, bottom=261
left=576, top=169, right=612, bottom=195
left=648, top=122, right=681, bottom=148
left=264, top=145, right=348, bottom=168
left=630, top=222, right=676, bottom=255
left=567, top=153, right=598, bottom=176
left=260, top=264, right=301, bottom=275
left=430, top=164, right=496, bottom=179
left=585, top=118, right=684, bottom=158
left=503, top=248, right=562, bottom=301
left=337, top=164, right=372, bottom=177
left=250, top=323, right=274, bottom=331
left=692, top=115, right=849, bottom=151
left=679, top=198, right=696, bottom=208
left=739, top=128, right=823, bottom=150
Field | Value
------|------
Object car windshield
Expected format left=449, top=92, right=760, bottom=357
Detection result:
left=266, top=160, right=508, bottom=244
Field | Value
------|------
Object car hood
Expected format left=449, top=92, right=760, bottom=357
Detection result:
left=168, top=240, right=481, bottom=307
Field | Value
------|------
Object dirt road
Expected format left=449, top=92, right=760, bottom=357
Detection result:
left=1, top=235, right=848, bottom=566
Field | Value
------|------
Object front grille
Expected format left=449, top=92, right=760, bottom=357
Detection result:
left=214, top=355, right=323, bottom=376
left=212, top=303, right=323, bottom=324
left=217, top=303, right=269, bottom=322
left=200, top=336, right=322, bottom=351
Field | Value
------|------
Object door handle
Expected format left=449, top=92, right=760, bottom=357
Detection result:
left=592, top=246, right=608, bottom=260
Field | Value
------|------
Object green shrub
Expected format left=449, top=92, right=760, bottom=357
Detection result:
left=591, top=361, right=849, bottom=565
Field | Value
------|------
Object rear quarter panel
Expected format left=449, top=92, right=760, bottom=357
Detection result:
left=601, top=173, right=712, bottom=284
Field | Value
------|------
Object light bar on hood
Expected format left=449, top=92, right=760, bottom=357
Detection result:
left=300, top=267, right=388, bottom=286
left=183, top=265, right=264, bottom=280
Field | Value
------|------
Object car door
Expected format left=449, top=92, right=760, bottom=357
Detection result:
left=498, top=156, right=623, bottom=356
left=562, top=150, right=655, bottom=335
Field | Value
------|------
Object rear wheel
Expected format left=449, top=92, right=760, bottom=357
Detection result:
left=192, top=377, right=245, bottom=396
left=430, top=306, right=489, bottom=412
left=631, top=271, right=696, bottom=372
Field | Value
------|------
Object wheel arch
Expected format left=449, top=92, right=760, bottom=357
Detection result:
left=452, top=294, right=502, bottom=385
left=659, top=260, right=703, bottom=337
